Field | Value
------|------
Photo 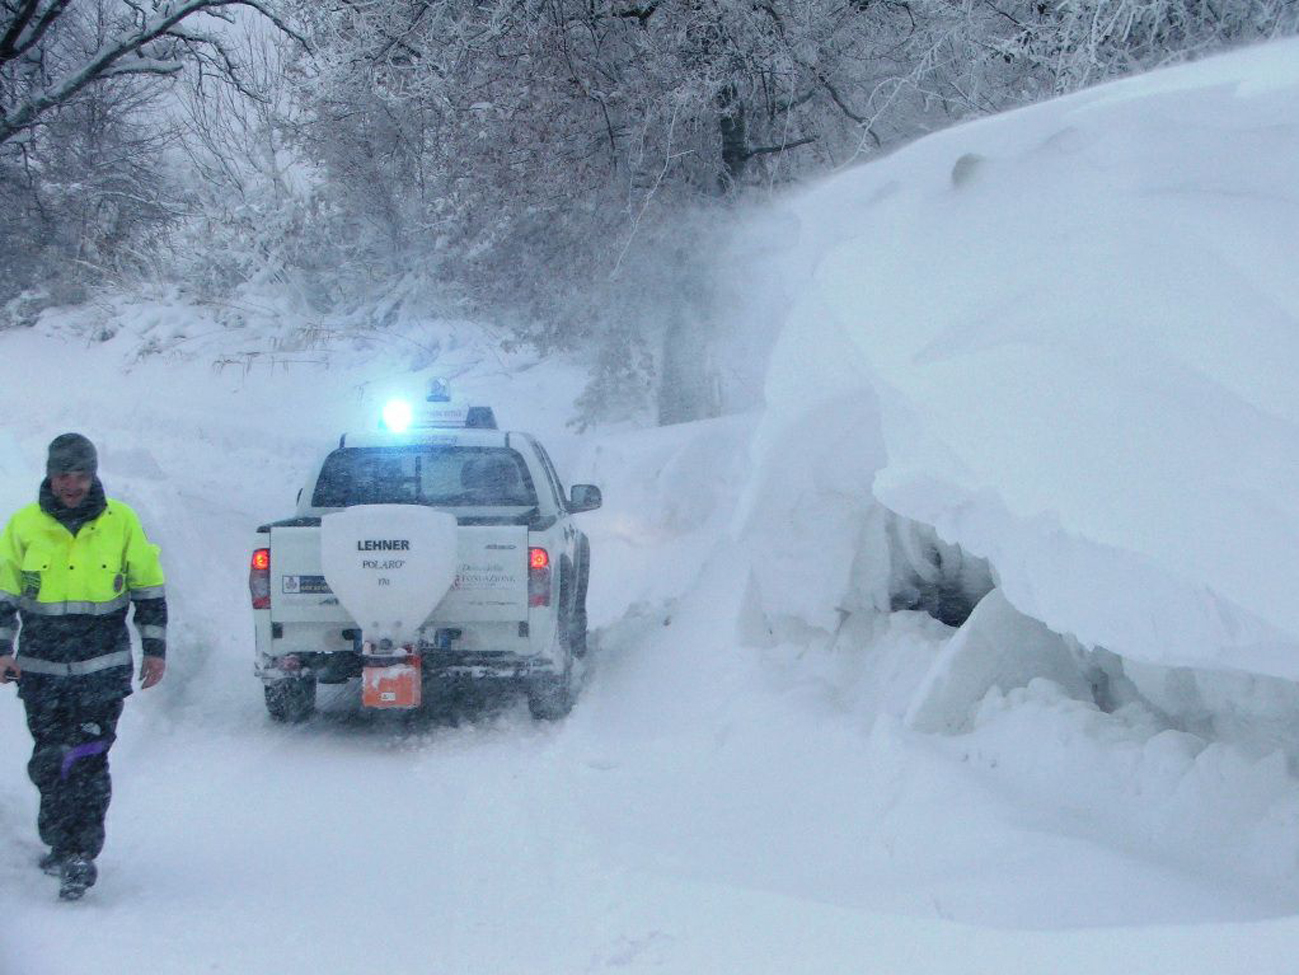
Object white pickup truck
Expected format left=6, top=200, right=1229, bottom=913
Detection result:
left=248, top=403, right=600, bottom=722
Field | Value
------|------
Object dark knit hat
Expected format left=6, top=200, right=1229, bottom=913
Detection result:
left=47, top=433, right=98, bottom=477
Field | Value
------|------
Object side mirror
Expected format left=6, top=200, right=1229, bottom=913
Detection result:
left=296, top=488, right=304, bottom=506
left=569, top=484, right=602, bottom=513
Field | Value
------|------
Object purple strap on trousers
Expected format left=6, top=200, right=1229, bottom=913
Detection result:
left=60, top=740, right=109, bottom=780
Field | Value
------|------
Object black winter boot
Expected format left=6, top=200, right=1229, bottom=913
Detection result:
left=39, top=849, right=69, bottom=877
left=59, top=854, right=97, bottom=901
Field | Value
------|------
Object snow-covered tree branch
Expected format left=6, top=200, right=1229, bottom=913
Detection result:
left=0, top=0, right=298, bottom=144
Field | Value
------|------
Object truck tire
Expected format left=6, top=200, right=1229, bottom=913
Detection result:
left=265, top=678, right=316, bottom=723
left=568, top=543, right=590, bottom=659
left=528, top=581, right=577, bottom=721
left=526, top=665, right=575, bottom=721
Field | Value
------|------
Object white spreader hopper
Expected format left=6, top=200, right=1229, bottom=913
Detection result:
left=320, top=505, right=459, bottom=707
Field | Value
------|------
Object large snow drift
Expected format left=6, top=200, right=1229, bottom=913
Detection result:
left=737, top=39, right=1299, bottom=683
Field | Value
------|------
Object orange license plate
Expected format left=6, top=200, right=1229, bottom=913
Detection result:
left=362, top=661, right=422, bottom=709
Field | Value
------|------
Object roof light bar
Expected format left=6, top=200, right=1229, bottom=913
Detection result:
left=381, top=399, right=414, bottom=433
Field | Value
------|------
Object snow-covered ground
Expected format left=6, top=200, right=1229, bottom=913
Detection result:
left=5, top=37, right=1299, bottom=975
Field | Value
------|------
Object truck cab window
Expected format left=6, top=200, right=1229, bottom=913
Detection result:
left=313, top=447, right=538, bottom=508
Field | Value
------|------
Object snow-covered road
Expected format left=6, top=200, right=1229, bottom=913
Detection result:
left=3, top=327, right=1299, bottom=974
left=4, top=610, right=1295, bottom=974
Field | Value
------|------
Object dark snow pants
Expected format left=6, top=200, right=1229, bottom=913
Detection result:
left=23, top=690, right=124, bottom=859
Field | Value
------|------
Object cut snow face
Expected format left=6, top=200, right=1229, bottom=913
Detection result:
left=717, top=37, right=1299, bottom=913
left=733, top=379, right=994, bottom=645
left=905, top=589, right=1093, bottom=735
left=732, top=38, right=1299, bottom=686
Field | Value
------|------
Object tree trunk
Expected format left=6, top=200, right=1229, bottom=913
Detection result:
left=657, top=254, right=719, bottom=425
left=718, top=83, right=747, bottom=192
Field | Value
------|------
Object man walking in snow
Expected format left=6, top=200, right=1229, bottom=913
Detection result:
left=0, top=433, right=167, bottom=900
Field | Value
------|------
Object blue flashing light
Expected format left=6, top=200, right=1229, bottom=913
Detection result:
left=381, top=399, right=414, bottom=433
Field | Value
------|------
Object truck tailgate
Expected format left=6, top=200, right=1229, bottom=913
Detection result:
left=271, top=523, right=530, bottom=625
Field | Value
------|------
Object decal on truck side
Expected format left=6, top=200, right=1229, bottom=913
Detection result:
left=282, top=575, right=333, bottom=595
left=453, top=561, right=521, bottom=590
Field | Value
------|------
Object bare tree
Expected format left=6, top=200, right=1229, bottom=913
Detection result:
left=0, top=2, right=308, bottom=314
left=7, top=0, right=1293, bottom=413
left=283, top=0, right=985, bottom=420
left=0, top=1, right=302, bottom=144
left=1007, top=0, right=1299, bottom=92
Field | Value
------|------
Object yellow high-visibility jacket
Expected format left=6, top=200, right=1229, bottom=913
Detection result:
left=0, top=489, right=166, bottom=693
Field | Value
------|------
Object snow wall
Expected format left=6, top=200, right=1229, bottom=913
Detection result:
left=723, top=40, right=1299, bottom=745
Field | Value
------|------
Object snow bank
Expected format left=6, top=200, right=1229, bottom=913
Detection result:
left=569, top=413, right=756, bottom=629
left=905, top=589, right=1092, bottom=734
left=736, top=39, right=1299, bottom=683
left=715, top=41, right=1299, bottom=891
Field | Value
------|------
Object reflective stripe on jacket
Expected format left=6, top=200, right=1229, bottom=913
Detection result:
left=17, top=650, right=134, bottom=676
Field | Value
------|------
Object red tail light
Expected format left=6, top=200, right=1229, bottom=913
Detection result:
left=250, top=547, right=271, bottom=609
left=528, top=547, right=551, bottom=607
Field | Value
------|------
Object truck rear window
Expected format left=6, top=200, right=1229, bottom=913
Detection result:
left=312, top=447, right=538, bottom=508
